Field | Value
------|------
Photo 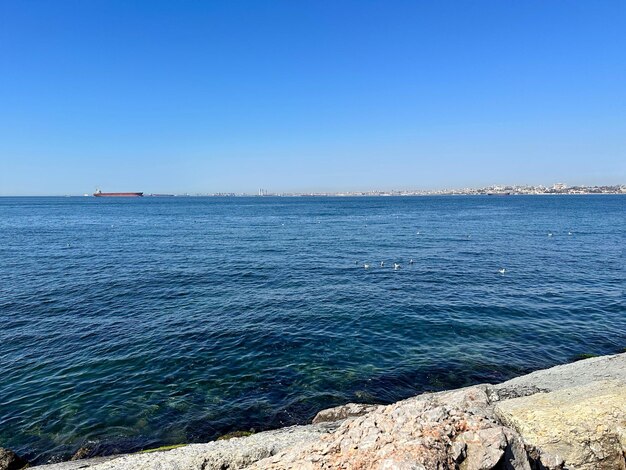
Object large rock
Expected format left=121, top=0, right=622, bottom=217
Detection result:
left=495, top=379, right=626, bottom=470
left=488, top=353, right=626, bottom=402
left=0, top=448, right=28, bottom=470
left=248, top=386, right=530, bottom=469
left=35, top=424, right=337, bottom=470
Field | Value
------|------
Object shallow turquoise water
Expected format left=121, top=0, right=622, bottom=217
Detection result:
left=0, top=195, right=624, bottom=463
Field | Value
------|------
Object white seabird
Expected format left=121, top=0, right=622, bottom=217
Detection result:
left=498, top=268, right=506, bottom=274
left=394, top=263, right=401, bottom=270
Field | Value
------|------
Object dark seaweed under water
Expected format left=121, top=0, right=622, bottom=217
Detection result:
left=0, top=196, right=624, bottom=463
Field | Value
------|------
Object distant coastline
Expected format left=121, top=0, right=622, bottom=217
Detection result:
left=238, top=183, right=625, bottom=197
left=2, top=184, right=625, bottom=198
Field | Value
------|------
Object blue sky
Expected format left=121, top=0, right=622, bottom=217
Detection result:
left=0, top=1, right=624, bottom=195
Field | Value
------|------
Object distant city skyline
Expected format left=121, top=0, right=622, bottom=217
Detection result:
left=244, top=183, right=625, bottom=197
left=1, top=1, right=624, bottom=195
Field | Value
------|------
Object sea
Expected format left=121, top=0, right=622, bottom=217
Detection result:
left=0, top=195, right=624, bottom=463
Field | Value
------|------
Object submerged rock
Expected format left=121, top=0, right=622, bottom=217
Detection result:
left=0, top=448, right=28, bottom=470
left=71, top=446, right=93, bottom=461
left=216, top=430, right=255, bottom=441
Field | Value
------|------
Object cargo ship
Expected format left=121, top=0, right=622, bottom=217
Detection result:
left=93, top=189, right=143, bottom=197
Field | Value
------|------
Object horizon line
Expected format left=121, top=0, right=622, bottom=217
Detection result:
left=1, top=183, right=624, bottom=198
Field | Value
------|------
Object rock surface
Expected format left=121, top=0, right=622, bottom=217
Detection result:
left=35, top=423, right=338, bottom=470
left=30, top=352, right=626, bottom=470
left=248, top=386, right=531, bottom=469
left=487, top=353, right=626, bottom=401
left=495, top=379, right=626, bottom=470
left=0, top=448, right=28, bottom=470
left=311, top=403, right=381, bottom=424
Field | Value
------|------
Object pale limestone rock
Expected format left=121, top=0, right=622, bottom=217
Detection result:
left=35, top=424, right=336, bottom=470
left=495, top=379, right=626, bottom=470
left=489, top=353, right=626, bottom=402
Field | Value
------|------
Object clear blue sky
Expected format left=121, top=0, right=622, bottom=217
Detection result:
left=0, top=1, right=624, bottom=195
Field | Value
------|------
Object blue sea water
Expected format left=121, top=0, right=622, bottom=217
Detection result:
left=0, top=195, right=624, bottom=463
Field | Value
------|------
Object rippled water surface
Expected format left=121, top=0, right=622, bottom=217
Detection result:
left=0, top=196, right=624, bottom=462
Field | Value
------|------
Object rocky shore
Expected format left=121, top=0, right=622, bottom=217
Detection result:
left=3, top=353, right=625, bottom=470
